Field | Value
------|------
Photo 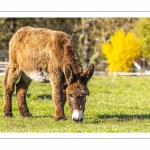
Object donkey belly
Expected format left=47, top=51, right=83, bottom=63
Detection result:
left=24, top=71, right=50, bottom=83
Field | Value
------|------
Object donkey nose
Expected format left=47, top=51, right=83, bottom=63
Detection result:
left=72, top=109, right=83, bottom=122
left=73, top=117, right=83, bottom=123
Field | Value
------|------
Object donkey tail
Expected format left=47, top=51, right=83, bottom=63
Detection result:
left=3, top=67, right=9, bottom=87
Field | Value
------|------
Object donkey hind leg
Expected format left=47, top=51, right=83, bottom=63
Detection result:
left=50, top=73, right=66, bottom=121
left=16, top=72, right=32, bottom=117
left=3, top=66, right=20, bottom=117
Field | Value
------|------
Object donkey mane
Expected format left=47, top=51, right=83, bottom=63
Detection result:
left=63, top=44, right=83, bottom=81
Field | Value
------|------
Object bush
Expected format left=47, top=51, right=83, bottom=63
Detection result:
left=102, top=29, right=141, bottom=72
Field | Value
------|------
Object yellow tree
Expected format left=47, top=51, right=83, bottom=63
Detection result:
left=102, top=29, right=141, bottom=72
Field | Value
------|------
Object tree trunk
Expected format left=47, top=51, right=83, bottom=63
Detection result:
left=83, top=33, right=91, bottom=69
left=9, top=18, right=16, bottom=37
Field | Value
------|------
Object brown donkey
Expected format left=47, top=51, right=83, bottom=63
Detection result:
left=3, top=26, right=94, bottom=122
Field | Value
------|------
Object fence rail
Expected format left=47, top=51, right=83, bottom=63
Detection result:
left=0, top=61, right=8, bottom=75
left=0, top=62, right=150, bottom=76
left=105, top=72, right=150, bottom=76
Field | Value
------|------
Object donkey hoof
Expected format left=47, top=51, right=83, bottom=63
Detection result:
left=56, top=117, right=67, bottom=121
left=22, top=112, right=33, bottom=117
left=4, top=113, right=13, bottom=117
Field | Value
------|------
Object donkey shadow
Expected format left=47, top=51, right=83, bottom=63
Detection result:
left=27, top=94, right=52, bottom=100
left=37, top=94, right=52, bottom=100
left=33, top=115, right=53, bottom=118
left=96, top=114, right=150, bottom=122
left=87, top=114, right=150, bottom=124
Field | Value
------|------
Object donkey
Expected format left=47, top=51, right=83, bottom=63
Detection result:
left=3, top=26, right=94, bottom=122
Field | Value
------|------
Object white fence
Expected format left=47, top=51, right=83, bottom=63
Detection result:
left=94, top=71, right=150, bottom=76
left=0, top=62, right=150, bottom=76
left=0, top=61, right=8, bottom=75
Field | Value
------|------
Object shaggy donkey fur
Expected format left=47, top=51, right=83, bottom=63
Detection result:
left=3, top=26, right=94, bottom=121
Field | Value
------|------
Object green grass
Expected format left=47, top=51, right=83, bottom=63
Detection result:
left=1, top=75, right=150, bottom=132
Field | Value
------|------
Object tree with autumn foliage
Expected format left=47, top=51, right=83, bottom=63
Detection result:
left=102, top=29, right=141, bottom=72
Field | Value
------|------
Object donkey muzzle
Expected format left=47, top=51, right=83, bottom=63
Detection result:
left=72, top=109, right=83, bottom=122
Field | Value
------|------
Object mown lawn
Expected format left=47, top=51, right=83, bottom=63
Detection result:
left=0, top=75, right=150, bottom=132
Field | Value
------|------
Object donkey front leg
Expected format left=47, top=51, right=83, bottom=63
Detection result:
left=16, top=73, right=32, bottom=117
left=50, top=73, right=66, bottom=121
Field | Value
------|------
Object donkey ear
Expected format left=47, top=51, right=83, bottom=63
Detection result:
left=64, top=63, right=75, bottom=85
left=81, top=63, right=94, bottom=85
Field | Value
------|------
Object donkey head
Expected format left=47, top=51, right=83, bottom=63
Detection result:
left=65, top=63, right=94, bottom=122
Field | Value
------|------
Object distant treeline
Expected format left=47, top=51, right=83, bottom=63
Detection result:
left=0, top=18, right=142, bottom=70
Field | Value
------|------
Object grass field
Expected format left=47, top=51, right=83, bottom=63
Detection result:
left=0, top=75, right=150, bottom=132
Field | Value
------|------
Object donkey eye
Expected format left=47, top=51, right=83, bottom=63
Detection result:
left=79, top=95, right=85, bottom=99
left=69, top=94, right=73, bottom=98
left=82, top=96, right=86, bottom=101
